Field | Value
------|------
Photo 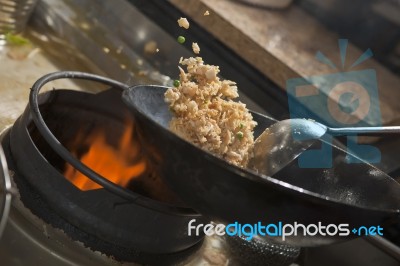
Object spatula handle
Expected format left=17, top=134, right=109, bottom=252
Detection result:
left=328, top=126, right=400, bottom=135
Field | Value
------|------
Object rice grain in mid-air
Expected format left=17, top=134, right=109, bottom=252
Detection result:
left=192, top=42, right=200, bottom=54
left=177, top=17, right=190, bottom=29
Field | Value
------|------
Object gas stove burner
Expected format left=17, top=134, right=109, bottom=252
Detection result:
left=0, top=71, right=205, bottom=264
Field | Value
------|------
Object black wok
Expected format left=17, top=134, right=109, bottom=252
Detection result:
left=122, top=85, right=400, bottom=247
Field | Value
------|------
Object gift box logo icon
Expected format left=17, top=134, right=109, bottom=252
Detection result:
left=287, top=39, right=381, bottom=168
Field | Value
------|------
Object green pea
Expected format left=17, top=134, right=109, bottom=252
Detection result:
left=173, top=80, right=180, bottom=87
left=236, top=131, right=244, bottom=140
left=177, top=36, right=186, bottom=44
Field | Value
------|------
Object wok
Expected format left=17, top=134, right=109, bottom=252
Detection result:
left=122, top=85, right=400, bottom=247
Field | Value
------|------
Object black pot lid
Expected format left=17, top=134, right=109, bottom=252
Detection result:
left=0, top=145, right=12, bottom=239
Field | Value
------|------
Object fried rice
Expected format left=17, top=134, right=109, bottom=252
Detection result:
left=164, top=57, right=257, bottom=167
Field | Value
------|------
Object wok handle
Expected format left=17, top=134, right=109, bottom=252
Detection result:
left=365, top=235, right=400, bottom=262
left=328, top=126, right=400, bottom=135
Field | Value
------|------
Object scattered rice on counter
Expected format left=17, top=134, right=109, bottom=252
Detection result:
left=144, top=41, right=158, bottom=54
left=164, top=56, right=257, bottom=167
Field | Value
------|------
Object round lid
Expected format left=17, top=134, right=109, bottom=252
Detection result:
left=0, top=145, right=12, bottom=239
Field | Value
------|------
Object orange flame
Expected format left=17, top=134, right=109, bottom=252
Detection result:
left=64, top=121, right=146, bottom=191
